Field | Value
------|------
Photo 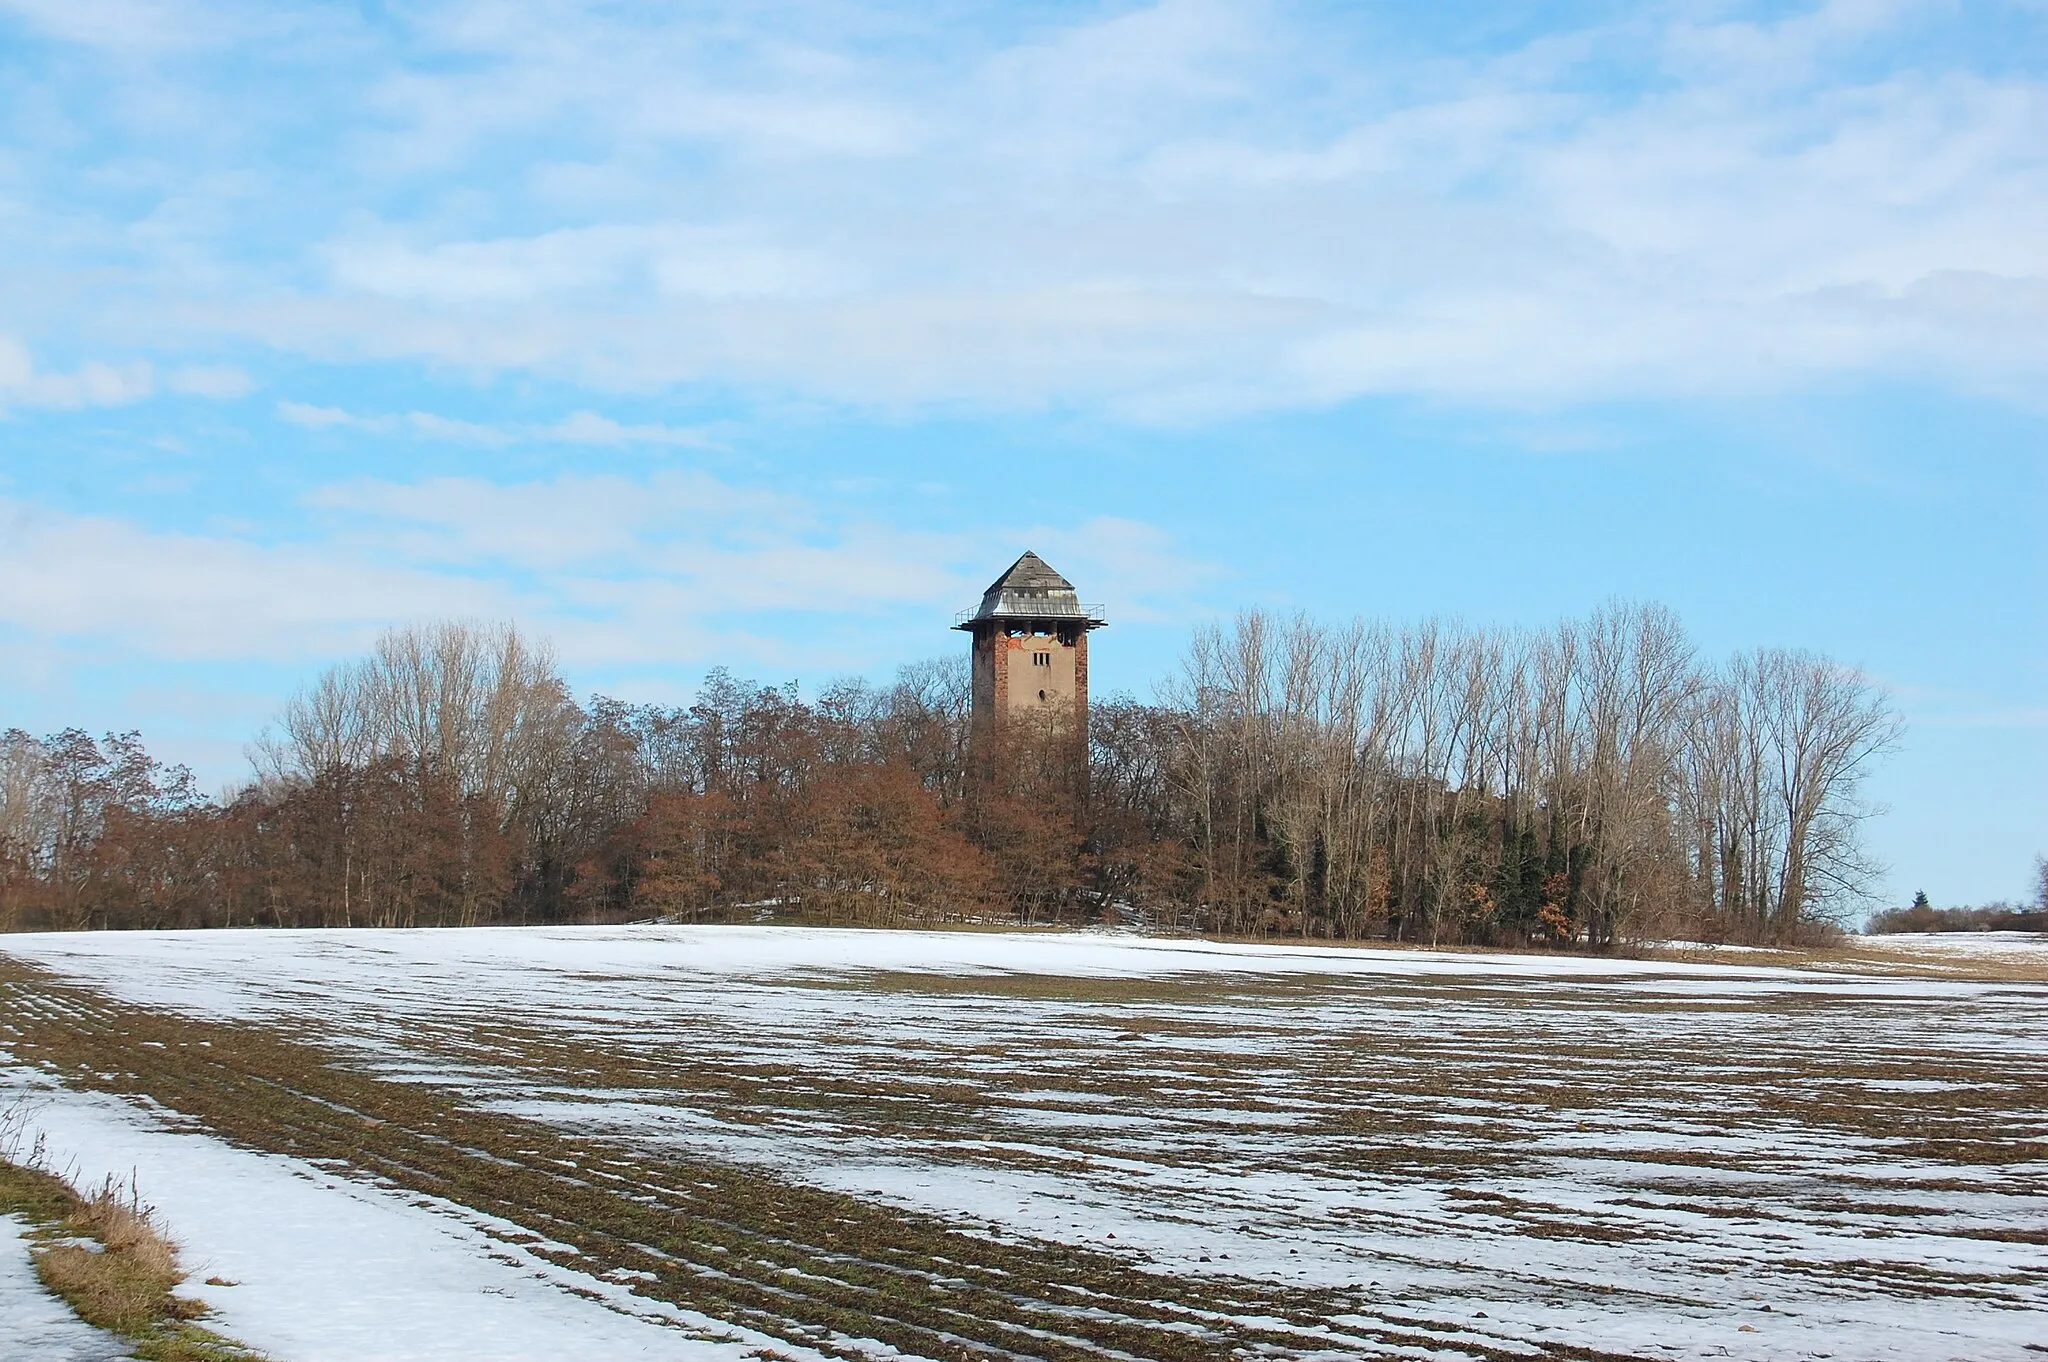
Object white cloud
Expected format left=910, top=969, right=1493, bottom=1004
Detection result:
left=0, top=496, right=517, bottom=660
left=305, top=471, right=790, bottom=570
left=276, top=401, right=353, bottom=429
left=0, top=0, right=233, bottom=51
left=404, top=411, right=509, bottom=445
left=545, top=411, right=718, bottom=448
left=167, top=365, right=255, bottom=398
left=321, top=227, right=642, bottom=305
left=0, top=336, right=153, bottom=411
left=319, top=223, right=847, bottom=306
left=0, top=471, right=1214, bottom=672
left=0, top=340, right=254, bottom=411
left=4, top=0, right=2044, bottom=415
left=277, top=401, right=718, bottom=449
left=362, top=5, right=922, bottom=169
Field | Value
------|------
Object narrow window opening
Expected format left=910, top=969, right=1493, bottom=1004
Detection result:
left=1038, top=689, right=1047, bottom=702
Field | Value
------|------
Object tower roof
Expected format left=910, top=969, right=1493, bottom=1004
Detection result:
left=955, top=551, right=1105, bottom=629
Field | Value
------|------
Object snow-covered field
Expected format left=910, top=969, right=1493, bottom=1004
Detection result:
left=1852, top=930, right=2048, bottom=967
left=0, top=1071, right=791, bottom=1362
left=3, top=925, right=2045, bottom=1362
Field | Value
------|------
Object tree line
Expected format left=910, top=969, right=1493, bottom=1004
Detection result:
left=1869, top=883, right=2048, bottom=935
left=1, top=605, right=1916, bottom=946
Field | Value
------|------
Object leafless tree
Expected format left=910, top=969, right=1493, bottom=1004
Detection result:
left=4, top=608, right=1905, bottom=946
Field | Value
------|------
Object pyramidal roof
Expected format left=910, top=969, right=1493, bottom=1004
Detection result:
left=958, top=551, right=1105, bottom=627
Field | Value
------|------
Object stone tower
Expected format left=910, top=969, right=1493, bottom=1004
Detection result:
left=956, top=551, right=1104, bottom=756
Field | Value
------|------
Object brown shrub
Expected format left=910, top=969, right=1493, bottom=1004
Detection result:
left=35, top=1177, right=197, bottom=1333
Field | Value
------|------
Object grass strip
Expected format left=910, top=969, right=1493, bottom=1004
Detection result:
left=0, top=1155, right=271, bottom=1362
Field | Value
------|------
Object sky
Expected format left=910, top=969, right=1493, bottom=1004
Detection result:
left=0, top=0, right=2042, bottom=906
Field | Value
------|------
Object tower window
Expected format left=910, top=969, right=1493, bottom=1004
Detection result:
left=1038, top=689, right=1047, bottom=702
left=1033, top=651, right=1051, bottom=666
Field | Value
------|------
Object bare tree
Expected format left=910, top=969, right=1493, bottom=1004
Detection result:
left=1756, top=651, right=1903, bottom=936
left=5, top=607, right=1906, bottom=946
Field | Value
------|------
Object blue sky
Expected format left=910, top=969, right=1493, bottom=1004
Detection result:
left=1, top=0, right=2043, bottom=905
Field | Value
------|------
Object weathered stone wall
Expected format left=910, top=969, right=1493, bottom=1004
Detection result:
left=998, top=630, right=1078, bottom=718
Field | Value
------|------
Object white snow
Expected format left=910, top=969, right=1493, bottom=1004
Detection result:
left=1855, top=930, right=2048, bottom=963
left=0, top=1214, right=128, bottom=1362
left=0, top=922, right=1842, bottom=1001
left=4, top=923, right=2046, bottom=1362
left=0, top=1071, right=818, bottom=1362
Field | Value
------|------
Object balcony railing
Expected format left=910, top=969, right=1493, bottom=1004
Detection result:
left=954, top=603, right=1106, bottom=627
